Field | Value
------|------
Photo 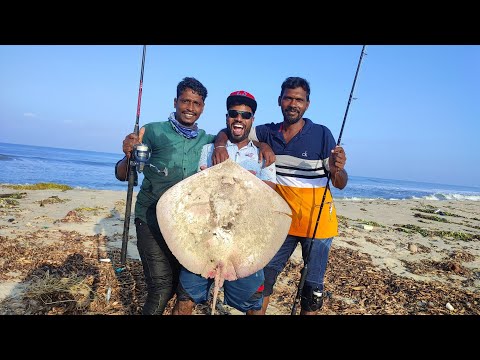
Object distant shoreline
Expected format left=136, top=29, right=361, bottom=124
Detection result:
left=1, top=181, right=479, bottom=202
left=2, top=142, right=480, bottom=190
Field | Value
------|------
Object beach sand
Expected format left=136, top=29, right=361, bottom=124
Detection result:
left=1, top=185, right=479, bottom=315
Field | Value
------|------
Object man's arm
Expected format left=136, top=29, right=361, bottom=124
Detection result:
left=252, top=141, right=275, bottom=167
left=212, top=129, right=230, bottom=165
left=263, top=180, right=276, bottom=190
left=248, top=126, right=275, bottom=167
left=258, top=157, right=277, bottom=190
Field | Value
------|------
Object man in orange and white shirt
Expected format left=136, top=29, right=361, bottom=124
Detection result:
left=214, top=77, right=348, bottom=315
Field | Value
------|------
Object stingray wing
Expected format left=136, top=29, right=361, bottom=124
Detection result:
left=156, top=158, right=292, bottom=281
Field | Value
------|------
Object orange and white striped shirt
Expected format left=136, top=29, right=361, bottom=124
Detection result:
left=250, top=118, right=338, bottom=239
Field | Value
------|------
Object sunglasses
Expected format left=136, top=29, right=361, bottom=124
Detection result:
left=227, top=109, right=253, bottom=120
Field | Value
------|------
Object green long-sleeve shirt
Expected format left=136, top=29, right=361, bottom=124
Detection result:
left=135, top=121, right=215, bottom=225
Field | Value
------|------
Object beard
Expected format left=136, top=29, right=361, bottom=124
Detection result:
left=227, top=121, right=252, bottom=143
left=282, top=108, right=303, bottom=125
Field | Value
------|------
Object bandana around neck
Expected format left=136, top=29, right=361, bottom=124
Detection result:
left=168, top=112, right=199, bottom=139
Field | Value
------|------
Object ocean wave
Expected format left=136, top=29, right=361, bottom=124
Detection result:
left=423, top=193, right=480, bottom=201
left=0, top=154, right=17, bottom=161
left=336, top=193, right=480, bottom=201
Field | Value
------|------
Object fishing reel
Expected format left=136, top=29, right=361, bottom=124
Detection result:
left=131, top=143, right=151, bottom=173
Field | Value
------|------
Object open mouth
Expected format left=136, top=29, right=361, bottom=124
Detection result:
left=183, top=112, right=196, bottom=119
left=231, top=123, right=244, bottom=136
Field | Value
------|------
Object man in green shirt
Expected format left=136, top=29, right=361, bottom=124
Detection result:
left=115, top=77, right=215, bottom=315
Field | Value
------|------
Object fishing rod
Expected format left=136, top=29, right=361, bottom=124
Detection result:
left=291, top=45, right=367, bottom=315
left=119, top=45, right=147, bottom=267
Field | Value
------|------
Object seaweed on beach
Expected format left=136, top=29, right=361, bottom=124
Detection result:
left=411, top=207, right=464, bottom=218
left=1, top=211, right=479, bottom=315
left=0, top=198, right=20, bottom=208
left=3, top=182, right=73, bottom=191
left=1, top=233, right=479, bottom=315
left=394, top=224, right=431, bottom=237
left=0, top=230, right=146, bottom=315
left=356, top=219, right=385, bottom=227
left=36, top=196, right=70, bottom=206
left=449, top=250, right=476, bottom=262
left=0, top=192, right=27, bottom=199
left=74, top=206, right=107, bottom=216
left=414, top=213, right=449, bottom=223
left=54, top=210, right=86, bottom=223
left=323, top=247, right=480, bottom=315
left=337, top=215, right=349, bottom=227
left=393, top=223, right=478, bottom=241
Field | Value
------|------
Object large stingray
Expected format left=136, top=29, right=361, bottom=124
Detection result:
left=156, top=158, right=292, bottom=314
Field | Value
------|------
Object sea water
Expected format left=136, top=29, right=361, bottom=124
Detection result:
left=1, top=142, right=479, bottom=201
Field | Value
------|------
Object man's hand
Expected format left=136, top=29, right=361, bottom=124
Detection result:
left=116, top=127, right=145, bottom=181
left=258, top=142, right=275, bottom=167
left=212, top=146, right=229, bottom=165
left=123, top=127, right=145, bottom=158
left=329, top=146, right=346, bottom=172
left=329, top=146, right=348, bottom=189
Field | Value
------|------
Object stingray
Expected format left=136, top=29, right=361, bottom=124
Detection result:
left=156, top=158, right=292, bottom=314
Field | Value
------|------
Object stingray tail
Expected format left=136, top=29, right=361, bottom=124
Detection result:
left=211, top=269, right=223, bottom=315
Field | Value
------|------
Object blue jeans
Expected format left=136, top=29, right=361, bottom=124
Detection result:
left=177, top=267, right=264, bottom=312
left=135, top=217, right=180, bottom=315
left=263, top=235, right=333, bottom=296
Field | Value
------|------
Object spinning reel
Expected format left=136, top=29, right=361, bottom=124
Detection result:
left=130, top=143, right=168, bottom=176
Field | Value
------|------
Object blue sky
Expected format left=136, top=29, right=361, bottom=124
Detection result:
left=1, top=45, right=479, bottom=187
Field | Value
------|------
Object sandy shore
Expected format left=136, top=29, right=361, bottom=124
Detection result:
left=1, top=185, right=479, bottom=315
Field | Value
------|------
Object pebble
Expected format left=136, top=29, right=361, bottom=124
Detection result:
left=446, top=302, right=454, bottom=311
left=408, top=243, right=418, bottom=253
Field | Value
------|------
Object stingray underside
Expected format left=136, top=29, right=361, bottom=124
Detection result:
left=157, top=159, right=292, bottom=282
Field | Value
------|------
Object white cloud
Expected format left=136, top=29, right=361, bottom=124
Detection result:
left=23, top=112, right=37, bottom=118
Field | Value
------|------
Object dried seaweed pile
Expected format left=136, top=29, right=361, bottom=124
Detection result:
left=0, top=230, right=146, bottom=315
left=272, top=246, right=480, bottom=315
left=166, top=244, right=480, bottom=315
left=1, top=229, right=479, bottom=315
